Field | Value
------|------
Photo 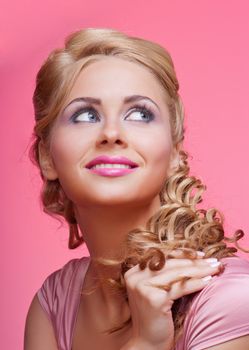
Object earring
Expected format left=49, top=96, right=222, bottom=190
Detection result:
left=69, top=223, right=84, bottom=249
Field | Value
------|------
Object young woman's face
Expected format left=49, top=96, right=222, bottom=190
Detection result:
left=42, top=56, right=179, bottom=208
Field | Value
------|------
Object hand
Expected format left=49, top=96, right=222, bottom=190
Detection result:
left=121, top=250, right=224, bottom=350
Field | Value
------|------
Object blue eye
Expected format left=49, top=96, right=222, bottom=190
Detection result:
left=70, top=104, right=155, bottom=123
left=71, top=107, right=100, bottom=123
left=125, top=105, right=155, bottom=123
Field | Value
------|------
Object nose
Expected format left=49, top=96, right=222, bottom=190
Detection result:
left=96, top=118, right=128, bottom=148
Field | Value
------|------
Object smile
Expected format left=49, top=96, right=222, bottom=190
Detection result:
left=86, top=163, right=138, bottom=177
left=91, top=164, right=132, bottom=169
left=85, top=155, right=139, bottom=177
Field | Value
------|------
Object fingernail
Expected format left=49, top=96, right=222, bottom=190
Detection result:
left=209, top=261, right=221, bottom=268
left=197, top=251, right=205, bottom=257
left=202, top=275, right=212, bottom=283
left=205, top=258, right=218, bottom=263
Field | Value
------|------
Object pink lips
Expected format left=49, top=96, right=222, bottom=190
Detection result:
left=85, top=155, right=139, bottom=177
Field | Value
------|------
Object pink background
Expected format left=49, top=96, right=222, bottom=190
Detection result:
left=1, top=0, right=249, bottom=348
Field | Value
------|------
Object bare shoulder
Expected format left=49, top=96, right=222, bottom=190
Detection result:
left=24, top=293, right=58, bottom=350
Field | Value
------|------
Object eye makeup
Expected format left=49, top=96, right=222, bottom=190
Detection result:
left=70, top=106, right=100, bottom=123
left=125, top=103, right=155, bottom=123
left=68, top=102, right=157, bottom=124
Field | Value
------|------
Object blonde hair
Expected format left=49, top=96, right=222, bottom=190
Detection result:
left=29, top=27, right=248, bottom=345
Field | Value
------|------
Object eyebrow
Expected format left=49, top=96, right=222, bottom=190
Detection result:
left=62, top=95, right=160, bottom=113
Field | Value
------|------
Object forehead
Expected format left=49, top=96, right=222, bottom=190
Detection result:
left=65, top=56, right=167, bottom=105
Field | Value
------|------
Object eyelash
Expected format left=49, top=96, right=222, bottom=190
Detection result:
left=70, top=103, right=155, bottom=124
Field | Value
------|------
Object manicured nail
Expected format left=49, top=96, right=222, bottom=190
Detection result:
left=209, top=261, right=221, bottom=268
left=202, top=275, right=212, bottom=283
left=205, top=258, right=218, bottom=263
left=197, top=251, right=205, bottom=257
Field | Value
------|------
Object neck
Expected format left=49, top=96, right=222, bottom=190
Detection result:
left=74, top=197, right=161, bottom=315
left=74, top=196, right=161, bottom=261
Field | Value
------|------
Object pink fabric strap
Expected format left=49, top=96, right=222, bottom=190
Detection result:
left=36, top=256, right=90, bottom=350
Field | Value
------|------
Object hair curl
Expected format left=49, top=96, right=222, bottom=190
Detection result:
left=29, top=27, right=248, bottom=346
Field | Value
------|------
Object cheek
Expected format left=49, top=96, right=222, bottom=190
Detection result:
left=132, top=129, right=173, bottom=196
left=148, top=142, right=173, bottom=189
left=48, top=131, right=86, bottom=201
left=49, top=128, right=90, bottom=175
left=152, top=139, right=172, bottom=165
left=135, top=128, right=173, bottom=169
left=50, top=129, right=86, bottom=162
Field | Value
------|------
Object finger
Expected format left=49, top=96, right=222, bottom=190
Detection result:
left=143, top=261, right=223, bottom=290
left=168, top=274, right=217, bottom=300
left=123, top=249, right=205, bottom=279
left=166, top=249, right=205, bottom=260
left=124, top=256, right=220, bottom=281
left=162, top=257, right=219, bottom=269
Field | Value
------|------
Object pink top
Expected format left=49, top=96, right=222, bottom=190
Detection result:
left=37, top=255, right=249, bottom=350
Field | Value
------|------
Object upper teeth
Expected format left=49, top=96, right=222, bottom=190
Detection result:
left=91, top=164, right=132, bottom=169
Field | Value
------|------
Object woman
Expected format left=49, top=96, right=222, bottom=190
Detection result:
left=24, top=28, right=249, bottom=350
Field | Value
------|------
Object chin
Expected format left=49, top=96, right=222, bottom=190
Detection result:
left=76, top=191, right=160, bottom=209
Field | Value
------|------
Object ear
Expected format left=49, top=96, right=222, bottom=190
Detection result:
left=38, top=141, right=58, bottom=180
